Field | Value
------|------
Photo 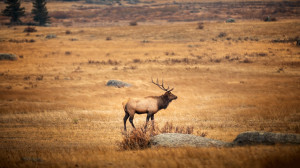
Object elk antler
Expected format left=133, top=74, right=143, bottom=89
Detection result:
left=151, top=78, right=174, bottom=92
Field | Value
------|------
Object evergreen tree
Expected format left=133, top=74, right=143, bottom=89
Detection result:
left=2, top=0, right=25, bottom=24
left=32, top=0, right=50, bottom=26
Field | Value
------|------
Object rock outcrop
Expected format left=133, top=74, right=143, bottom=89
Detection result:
left=150, top=131, right=300, bottom=148
left=150, top=133, right=228, bottom=147
left=232, top=131, right=300, bottom=146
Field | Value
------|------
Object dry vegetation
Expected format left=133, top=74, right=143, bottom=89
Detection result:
left=0, top=0, right=300, bottom=167
left=119, top=122, right=195, bottom=150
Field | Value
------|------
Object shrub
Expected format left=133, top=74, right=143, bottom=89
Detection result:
left=257, top=52, right=268, bottom=57
left=213, top=59, right=222, bottom=63
left=197, top=22, right=204, bottom=29
left=263, top=16, right=277, bottom=22
left=197, top=131, right=208, bottom=137
left=24, top=26, right=37, bottom=33
left=241, top=58, right=252, bottom=63
left=118, top=128, right=151, bottom=150
left=218, top=32, right=227, bottom=38
left=159, top=122, right=194, bottom=134
left=88, top=59, right=120, bottom=65
left=129, top=21, right=137, bottom=26
left=132, top=58, right=141, bottom=63
left=29, top=39, right=35, bottom=43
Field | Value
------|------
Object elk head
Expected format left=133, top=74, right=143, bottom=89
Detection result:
left=151, top=78, right=177, bottom=102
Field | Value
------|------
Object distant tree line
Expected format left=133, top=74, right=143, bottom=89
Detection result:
left=2, top=0, right=50, bottom=26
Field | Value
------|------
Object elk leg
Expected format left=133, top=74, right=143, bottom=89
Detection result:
left=145, top=113, right=151, bottom=129
left=123, top=112, right=129, bottom=131
left=151, top=114, right=155, bottom=130
left=129, top=116, right=135, bottom=129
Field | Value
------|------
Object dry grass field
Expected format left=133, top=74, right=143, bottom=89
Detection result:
left=1, top=0, right=300, bottom=167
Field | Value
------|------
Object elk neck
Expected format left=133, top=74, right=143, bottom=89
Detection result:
left=157, top=94, right=171, bottom=110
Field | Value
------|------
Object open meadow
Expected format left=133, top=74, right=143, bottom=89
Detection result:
left=0, top=0, right=300, bottom=167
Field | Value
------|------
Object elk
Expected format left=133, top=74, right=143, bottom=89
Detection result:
left=123, top=79, right=177, bottom=131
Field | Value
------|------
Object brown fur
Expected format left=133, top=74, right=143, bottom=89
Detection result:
left=123, top=91, right=177, bottom=131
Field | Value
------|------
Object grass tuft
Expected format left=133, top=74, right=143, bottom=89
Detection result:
left=118, top=122, right=195, bottom=150
left=118, top=128, right=151, bottom=150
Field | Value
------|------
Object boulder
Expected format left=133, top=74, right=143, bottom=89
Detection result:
left=150, top=133, right=228, bottom=147
left=0, top=53, right=18, bottom=61
left=106, top=80, right=131, bottom=88
left=149, top=132, right=300, bottom=148
left=232, top=131, right=300, bottom=146
left=46, top=34, right=57, bottom=39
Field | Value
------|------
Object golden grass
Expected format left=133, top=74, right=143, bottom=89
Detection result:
left=2, top=146, right=300, bottom=168
left=0, top=3, right=300, bottom=166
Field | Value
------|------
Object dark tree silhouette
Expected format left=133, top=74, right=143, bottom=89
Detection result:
left=2, top=0, right=25, bottom=24
left=32, top=0, right=50, bottom=26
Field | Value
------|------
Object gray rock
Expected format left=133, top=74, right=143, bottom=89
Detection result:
left=46, top=34, right=57, bottom=39
left=0, top=53, right=18, bottom=61
left=150, top=133, right=228, bottom=147
left=150, top=132, right=300, bottom=148
left=226, top=18, right=235, bottom=23
left=106, top=80, right=131, bottom=88
left=44, top=23, right=51, bottom=27
left=232, top=131, right=300, bottom=146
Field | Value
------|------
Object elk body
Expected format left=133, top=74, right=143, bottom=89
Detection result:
left=123, top=79, right=177, bottom=131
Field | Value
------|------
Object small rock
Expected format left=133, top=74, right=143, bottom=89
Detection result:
left=226, top=18, right=235, bottom=23
left=0, top=53, right=18, bottom=61
left=106, top=80, right=131, bottom=88
left=46, top=34, right=57, bottom=39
